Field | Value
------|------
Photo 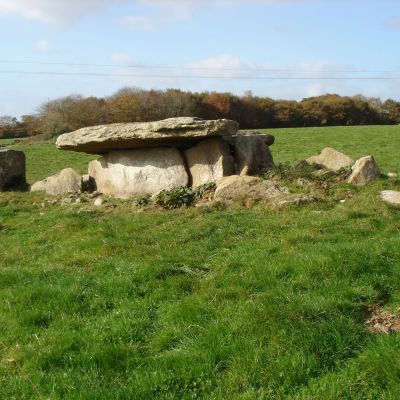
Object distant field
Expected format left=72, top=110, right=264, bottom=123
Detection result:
left=266, top=125, right=400, bottom=173
left=1, top=126, right=400, bottom=399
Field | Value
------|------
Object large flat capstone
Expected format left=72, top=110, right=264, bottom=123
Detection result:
left=56, top=117, right=239, bottom=154
left=88, top=148, right=189, bottom=198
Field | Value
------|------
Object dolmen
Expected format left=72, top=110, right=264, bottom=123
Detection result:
left=56, top=117, right=275, bottom=198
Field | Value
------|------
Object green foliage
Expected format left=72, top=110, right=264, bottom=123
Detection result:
left=263, top=162, right=351, bottom=183
left=134, top=194, right=153, bottom=207
left=155, top=186, right=196, bottom=209
left=155, top=183, right=217, bottom=210
left=263, top=162, right=317, bottom=181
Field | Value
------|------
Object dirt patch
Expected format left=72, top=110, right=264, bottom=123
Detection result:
left=366, top=306, right=400, bottom=334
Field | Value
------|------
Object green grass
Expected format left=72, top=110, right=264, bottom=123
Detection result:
left=0, top=138, right=16, bottom=145
left=1, top=126, right=400, bottom=399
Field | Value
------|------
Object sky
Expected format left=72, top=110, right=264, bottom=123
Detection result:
left=0, top=0, right=399, bottom=117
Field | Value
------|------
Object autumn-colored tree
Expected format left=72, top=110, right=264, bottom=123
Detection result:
left=381, top=100, right=400, bottom=124
left=3, top=89, right=394, bottom=139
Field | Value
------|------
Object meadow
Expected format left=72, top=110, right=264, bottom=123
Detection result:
left=1, top=125, right=400, bottom=399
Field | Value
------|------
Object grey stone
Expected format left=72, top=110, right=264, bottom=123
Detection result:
left=348, top=156, right=381, bottom=185
left=94, top=198, right=103, bottom=207
left=88, top=148, right=189, bottom=198
left=56, top=117, right=239, bottom=154
left=30, top=168, right=82, bottom=196
left=234, top=135, right=274, bottom=176
left=271, top=194, right=318, bottom=208
left=0, top=150, right=26, bottom=191
left=214, top=175, right=289, bottom=203
left=306, top=147, right=354, bottom=171
left=184, top=138, right=236, bottom=187
left=381, top=191, right=400, bottom=208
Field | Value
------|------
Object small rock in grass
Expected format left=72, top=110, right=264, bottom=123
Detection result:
left=61, top=197, right=75, bottom=205
left=347, top=156, right=381, bottom=185
left=366, top=306, right=400, bottom=334
left=94, top=198, right=103, bottom=207
left=388, top=173, right=398, bottom=178
left=271, top=194, right=318, bottom=208
left=381, top=190, right=400, bottom=208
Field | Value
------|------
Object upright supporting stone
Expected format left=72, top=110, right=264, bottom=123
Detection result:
left=235, top=135, right=274, bottom=176
left=88, top=148, right=189, bottom=198
left=184, top=138, right=236, bottom=187
left=0, top=150, right=26, bottom=191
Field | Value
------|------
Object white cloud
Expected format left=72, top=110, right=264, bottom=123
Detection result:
left=35, top=39, right=50, bottom=52
left=119, top=15, right=156, bottom=31
left=104, top=53, right=374, bottom=101
left=0, top=0, right=331, bottom=25
left=111, top=52, right=135, bottom=65
left=384, top=17, right=400, bottom=30
left=0, top=0, right=121, bottom=24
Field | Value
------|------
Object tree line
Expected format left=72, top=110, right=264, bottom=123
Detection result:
left=1, top=88, right=400, bottom=139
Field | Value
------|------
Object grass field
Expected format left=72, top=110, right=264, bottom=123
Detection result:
left=1, top=125, right=400, bottom=399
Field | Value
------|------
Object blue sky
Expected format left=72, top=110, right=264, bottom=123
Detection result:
left=0, top=0, right=399, bottom=117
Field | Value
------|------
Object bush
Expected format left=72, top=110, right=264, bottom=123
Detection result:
left=134, top=195, right=153, bottom=207
left=155, top=186, right=195, bottom=209
left=155, top=183, right=217, bottom=210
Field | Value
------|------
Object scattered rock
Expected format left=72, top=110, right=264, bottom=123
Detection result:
left=0, top=149, right=27, bottom=191
left=56, top=117, right=239, bottom=154
left=30, top=168, right=82, bottom=196
left=184, top=138, right=235, bottom=187
left=88, top=148, right=189, bottom=198
left=87, top=191, right=101, bottom=198
left=381, top=190, right=400, bottom=208
left=296, top=178, right=313, bottom=188
left=214, top=175, right=289, bottom=203
left=61, top=196, right=75, bottom=205
left=306, top=147, right=354, bottom=172
left=347, top=156, right=381, bottom=185
left=366, top=306, right=400, bottom=334
left=94, top=198, right=103, bottom=207
left=271, top=194, right=318, bottom=208
left=234, top=135, right=274, bottom=176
